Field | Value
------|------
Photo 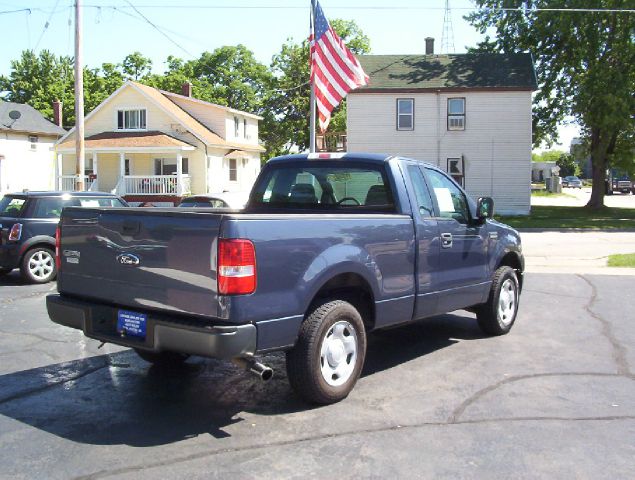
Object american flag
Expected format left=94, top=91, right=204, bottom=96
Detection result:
left=310, top=0, right=369, bottom=132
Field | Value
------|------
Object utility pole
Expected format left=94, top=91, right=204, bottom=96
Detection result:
left=74, top=0, right=85, bottom=191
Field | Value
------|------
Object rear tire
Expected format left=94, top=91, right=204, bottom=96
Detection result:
left=134, top=349, right=189, bottom=366
left=286, top=299, right=366, bottom=404
left=20, top=247, right=56, bottom=284
left=475, top=266, right=520, bottom=336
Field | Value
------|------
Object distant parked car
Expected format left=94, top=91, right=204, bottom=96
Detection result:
left=0, top=191, right=127, bottom=283
left=563, top=176, right=582, bottom=189
left=178, top=192, right=249, bottom=209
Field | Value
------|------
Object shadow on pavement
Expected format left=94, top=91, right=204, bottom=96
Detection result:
left=0, top=312, right=483, bottom=447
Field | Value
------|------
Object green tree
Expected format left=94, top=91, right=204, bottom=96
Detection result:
left=122, top=52, right=152, bottom=81
left=467, top=0, right=635, bottom=208
left=556, top=152, right=580, bottom=177
left=268, top=19, right=371, bottom=155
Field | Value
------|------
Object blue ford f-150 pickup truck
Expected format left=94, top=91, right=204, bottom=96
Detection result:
left=47, top=153, right=524, bottom=404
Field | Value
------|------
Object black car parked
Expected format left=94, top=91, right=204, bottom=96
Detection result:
left=0, top=191, right=127, bottom=283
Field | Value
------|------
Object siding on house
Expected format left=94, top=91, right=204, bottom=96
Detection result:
left=347, top=91, right=532, bottom=215
left=0, top=132, right=59, bottom=192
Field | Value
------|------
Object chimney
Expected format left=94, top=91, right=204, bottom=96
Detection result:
left=425, top=37, right=435, bottom=55
left=52, top=100, right=63, bottom=127
left=181, top=82, right=192, bottom=98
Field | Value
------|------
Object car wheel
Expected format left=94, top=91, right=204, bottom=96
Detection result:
left=20, top=247, right=56, bottom=284
left=134, top=349, right=190, bottom=366
left=475, top=266, right=520, bottom=336
left=286, top=299, right=367, bottom=404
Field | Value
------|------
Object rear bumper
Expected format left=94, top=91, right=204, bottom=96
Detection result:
left=46, top=294, right=257, bottom=359
left=0, top=244, right=20, bottom=269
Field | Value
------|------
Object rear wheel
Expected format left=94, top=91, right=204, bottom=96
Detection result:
left=286, top=299, right=366, bottom=404
left=475, top=266, right=520, bottom=336
left=134, top=349, right=190, bottom=366
left=20, top=247, right=56, bottom=284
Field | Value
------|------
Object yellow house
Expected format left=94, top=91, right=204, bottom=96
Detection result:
left=54, top=81, right=264, bottom=204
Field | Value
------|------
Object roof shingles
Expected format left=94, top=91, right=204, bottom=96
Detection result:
left=356, top=53, right=537, bottom=91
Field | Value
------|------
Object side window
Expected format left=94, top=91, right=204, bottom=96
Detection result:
left=407, top=165, right=434, bottom=217
left=396, top=98, right=414, bottom=131
left=32, top=198, right=71, bottom=218
left=425, top=168, right=469, bottom=224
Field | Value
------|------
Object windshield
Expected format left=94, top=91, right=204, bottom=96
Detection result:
left=76, top=197, right=126, bottom=207
left=249, top=163, right=395, bottom=212
left=0, top=196, right=27, bottom=217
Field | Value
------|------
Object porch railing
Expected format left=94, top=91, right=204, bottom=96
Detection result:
left=59, top=175, right=95, bottom=192
left=118, top=175, right=192, bottom=196
left=316, top=133, right=347, bottom=152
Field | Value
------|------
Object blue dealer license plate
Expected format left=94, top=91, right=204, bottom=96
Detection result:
left=117, top=310, right=147, bottom=338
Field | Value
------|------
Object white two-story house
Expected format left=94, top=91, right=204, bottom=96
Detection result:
left=55, top=81, right=264, bottom=204
left=1, top=101, right=66, bottom=193
left=347, top=41, right=537, bottom=215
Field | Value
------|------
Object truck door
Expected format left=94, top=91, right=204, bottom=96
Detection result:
left=403, top=163, right=440, bottom=319
left=423, top=167, right=489, bottom=313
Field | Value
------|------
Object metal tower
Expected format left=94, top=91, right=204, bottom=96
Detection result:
left=440, top=0, right=455, bottom=54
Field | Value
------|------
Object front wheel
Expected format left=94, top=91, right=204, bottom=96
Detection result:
left=20, top=247, right=56, bottom=284
left=475, top=266, right=520, bottom=336
left=286, top=299, right=367, bottom=404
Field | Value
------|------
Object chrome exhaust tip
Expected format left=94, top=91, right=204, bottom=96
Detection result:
left=233, top=357, right=273, bottom=382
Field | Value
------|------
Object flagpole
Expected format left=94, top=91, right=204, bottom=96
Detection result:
left=309, top=0, right=316, bottom=153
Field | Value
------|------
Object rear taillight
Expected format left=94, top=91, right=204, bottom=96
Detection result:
left=55, top=225, right=61, bottom=270
left=8, top=223, right=22, bottom=241
left=218, top=238, right=256, bottom=295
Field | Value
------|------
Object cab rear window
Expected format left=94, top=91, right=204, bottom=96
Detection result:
left=0, top=197, right=27, bottom=217
left=250, top=163, right=395, bottom=212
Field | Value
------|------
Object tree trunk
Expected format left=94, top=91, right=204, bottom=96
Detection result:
left=585, top=127, right=606, bottom=209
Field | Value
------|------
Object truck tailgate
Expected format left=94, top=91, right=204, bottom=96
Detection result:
left=58, top=207, right=224, bottom=319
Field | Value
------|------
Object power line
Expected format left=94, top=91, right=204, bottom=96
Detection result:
left=33, top=0, right=62, bottom=51
left=122, top=0, right=193, bottom=57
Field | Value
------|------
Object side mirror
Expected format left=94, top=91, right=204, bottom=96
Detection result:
left=477, top=197, right=494, bottom=220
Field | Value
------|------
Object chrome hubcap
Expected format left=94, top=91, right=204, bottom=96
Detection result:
left=28, top=251, right=54, bottom=280
left=320, top=321, right=358, bottom=387
left=498, top=278, right=517, bottom=326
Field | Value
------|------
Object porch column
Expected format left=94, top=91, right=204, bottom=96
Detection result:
left=176, top=152, right=183, bottom=195
left=119, top=152, right=126, bottom=195
left=56, top=153, right=63, bottom=190
left=92, top=152, right=98, bottom=190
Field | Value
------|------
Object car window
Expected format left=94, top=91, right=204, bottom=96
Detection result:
left=0, top=197, right=27, bottom=217
left=407, top=165, right=434, bottom=217
left=32, top=198, right=75, bottom=219
left=252, top=163, right=395, bottom=211
left=77, top=198, right=126, bottom=207
left=425, top=168, right=470, bottom=224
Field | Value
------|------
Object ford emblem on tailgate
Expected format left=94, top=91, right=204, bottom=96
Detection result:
left=117, top=253, right=140, bottom=266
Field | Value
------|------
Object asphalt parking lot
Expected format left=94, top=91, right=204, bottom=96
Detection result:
left=1, top=264, right=634, bottom=478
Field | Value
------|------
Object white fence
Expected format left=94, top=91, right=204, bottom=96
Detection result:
left=59, top=175, right=95, bottom=192
left=119, top=175, right=191, bottom=195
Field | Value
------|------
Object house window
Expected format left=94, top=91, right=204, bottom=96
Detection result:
left=243, top=119, right=248, bottom=138
left=29, top=135, right=38, bottom=150
left=447, top=157, right=465, bottom=187
left=234, top=116, right=240, bottom=137
left=125, top=159, right=130, bottom=176
left=117, top=109, right=147, bottom=130
left=396, top=99, right=414, bottom=131
left=229, top=158, right=238, bottom=182
left=154, top=158, right=189, bottom=175
left=447, top=98, right=465, bottom=131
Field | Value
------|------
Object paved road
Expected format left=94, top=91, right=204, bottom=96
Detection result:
left=532, top=186, right=635, bottom=208
left=0, top=266, right=634, bottom=479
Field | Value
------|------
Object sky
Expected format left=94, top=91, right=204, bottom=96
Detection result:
left=0, top=0, right=578, bottom=150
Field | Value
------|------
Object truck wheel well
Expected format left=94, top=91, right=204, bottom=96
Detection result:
left=310, top=273, right=375, bottom=330
left=498, top=252, right=523, bottom=289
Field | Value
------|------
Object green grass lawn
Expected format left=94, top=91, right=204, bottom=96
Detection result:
left=497, top=205, right=635, bottom=229
left=607, top=253, right=635, bottom=267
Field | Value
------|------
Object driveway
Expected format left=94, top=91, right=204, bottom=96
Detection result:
left=0, top=267, right=634, bottom=479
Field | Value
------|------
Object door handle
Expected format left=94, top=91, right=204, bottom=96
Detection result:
left=441, top=232, right=453, bottom=248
